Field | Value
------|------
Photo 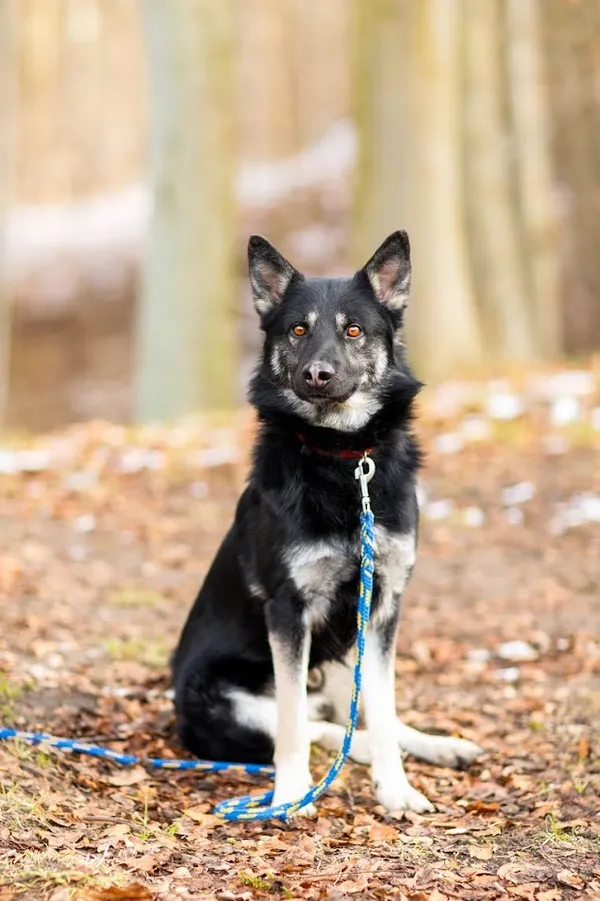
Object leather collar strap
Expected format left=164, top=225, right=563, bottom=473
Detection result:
left=297, top=433, right=374, bottom=460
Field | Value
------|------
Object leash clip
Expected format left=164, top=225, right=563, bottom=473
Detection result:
left=354, top=452, right=376, bottom=513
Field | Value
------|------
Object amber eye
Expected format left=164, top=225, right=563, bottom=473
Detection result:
left=346, top=324, right=362, bottom=338
left=291, top=324, right=307, bottom=337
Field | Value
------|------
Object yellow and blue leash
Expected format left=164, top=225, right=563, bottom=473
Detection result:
left=0, top=456, right=376, bottom=822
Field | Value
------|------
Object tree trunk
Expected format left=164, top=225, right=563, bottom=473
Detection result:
left=505, top=0, right=560, bottom=360
left=136, top=0, right=237, bottom=422
left=236, top=0, right=298, bottom=164
left=409, top=0, right=483, bottom=377
left=352, top=0, right=413, bottom=264
left=290, top=0, right=350, bottom=148
left=541, top=0, right=600, bottom=354
left=0, top=0, right=18, bottom=427
left=462, top=0, right=534, bottom=361
left=353, top=0, right=483, bottom=380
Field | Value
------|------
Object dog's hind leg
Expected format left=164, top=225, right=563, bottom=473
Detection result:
left=309, top=717, right=483, bottom=769
left=227, top=687, right=331, bottom=738
left=228, top=688, right=373, bottom=765
left=321, top=658, right=483, bottom=770
left=394, top=721, right=483, bottom=768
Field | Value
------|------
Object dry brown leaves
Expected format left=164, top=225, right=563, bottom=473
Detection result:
left=1, top=367, right=599, bottom=899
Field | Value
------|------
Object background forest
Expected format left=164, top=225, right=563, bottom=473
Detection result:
left=1, top=0, right=599, bottom=428
left=0, top=3, right=599, bottom=900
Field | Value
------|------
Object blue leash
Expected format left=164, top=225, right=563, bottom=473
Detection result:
left=0, top=456, right=376, bottom=821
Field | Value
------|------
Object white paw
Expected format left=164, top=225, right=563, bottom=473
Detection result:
left=284, top=801, right=318, bottom=819
left=272, top=791, right=317, bottom=819
left=375, top=782, right=435, bottom=814
left=273, top=771, right=315, bottom=816
left=418, top=736, right=484, bottom=769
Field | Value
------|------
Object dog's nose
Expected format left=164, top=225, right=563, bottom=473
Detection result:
left=302, top=361, right=335, bottom=389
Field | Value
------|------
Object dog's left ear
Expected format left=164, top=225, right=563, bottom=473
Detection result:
left=248, top=235, right=297, bottom=317
left=363, top=231, right=411, bottom=311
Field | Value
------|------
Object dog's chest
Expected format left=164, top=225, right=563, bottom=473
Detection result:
left=285, top=525, right=416, bottom=627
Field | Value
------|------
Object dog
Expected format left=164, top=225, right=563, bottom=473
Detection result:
left=172, top=232, right=483, bottom=815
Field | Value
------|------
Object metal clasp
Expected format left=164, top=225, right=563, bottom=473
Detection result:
left=354, top=453, right=376, bottom=513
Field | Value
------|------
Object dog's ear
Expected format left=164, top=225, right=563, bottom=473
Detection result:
left=248, top=235, right=297, bottom=316
left=363, top=231, right=411, bottom=311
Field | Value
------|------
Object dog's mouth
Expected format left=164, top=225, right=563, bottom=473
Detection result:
left=292, top=387, right=357, bottom=406
left=289, top=372, right=359, bottom=406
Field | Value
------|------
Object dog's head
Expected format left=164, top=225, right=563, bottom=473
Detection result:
left=248, top=232, right=413, bottom=432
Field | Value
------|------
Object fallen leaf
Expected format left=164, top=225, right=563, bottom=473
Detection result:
left=507, top=883, right=540, bottom=900
left=498, top=863, right=537, bottom=884
left=216, top=894, right=253, bottom=901
left=408, top=892, right=449, bottom=901
left=353, top=813, right=375, bottom=827
left=49, top=889, right=71, bottom=901
left=104, top=767, right=148, bottom=787
left=468, top=843, right=493, bottom=860
left=555, top=818, right=588, bottom=829
left=315, top=816, right=333, bottom=835
left=82, top=885, right=153, bottom=901
left=336, top=874, right=371, bottom=893
left=130, top=855, right=157, bottom=874
left=102, top=823, right=131, bottom=837
left=172, top=866, right=191, bottom=879
left=465, top=800, right=500, bottom=813
left=556, top=870, right=584, bottom=889
left=368, top=822, right=399, bottom=842
left=531, top=803, right=558, bottom=818
left=470, top=874, right=498, bottom=887
left=182, top=806, right=222, bottom=827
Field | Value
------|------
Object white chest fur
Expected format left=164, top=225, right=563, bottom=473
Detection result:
left=285, top=525, right=416, bottom=628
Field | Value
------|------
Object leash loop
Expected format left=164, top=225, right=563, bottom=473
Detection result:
left=0, top=456, right=377, bottom=823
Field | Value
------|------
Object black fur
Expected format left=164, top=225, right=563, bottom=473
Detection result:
left=172, top=233, right=422, bottom=765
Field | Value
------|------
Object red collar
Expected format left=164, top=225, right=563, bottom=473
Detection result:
left=297, top=433, right=374, bottom=460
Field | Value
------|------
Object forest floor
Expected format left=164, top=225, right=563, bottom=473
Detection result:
left=0, top=364, right=599, bottom=901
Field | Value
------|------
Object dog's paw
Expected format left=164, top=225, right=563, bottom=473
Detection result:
left=418, top=736, right=484, bottom=770
left=272, top=772, right=315, bottom=817
left=376, top=782, right=435, bottom=814
left=282, top=801, right=318, bottom=819
left=273, top=792, right=317, bottom=819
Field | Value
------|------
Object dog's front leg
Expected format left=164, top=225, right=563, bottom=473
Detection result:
left=266, top=596, right=315, bottom=815
left=363, top=618, right=434, bottom=814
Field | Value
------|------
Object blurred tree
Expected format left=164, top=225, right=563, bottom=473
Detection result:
left=136, top=0, right=237, bottom=421
left=236, top=0, right=297, bottom=163
left=353, top=0, right=562, bottom=379
left=0, top=0, right=18, bottom=426
left=408, top=0, right=483, bottom=376
left=289, top=0, right=349, bottom=148
left=542, top=0, right=600, bottom=354
left=462, top=0, right=534, bottom=360
left=505, top=0, right=560, bottom=360
left=352, top=0, right=412, bottom=272
left=353, top=0, right=482, bottom=379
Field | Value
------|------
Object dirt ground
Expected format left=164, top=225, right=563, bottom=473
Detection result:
left=0, top=366, right=599, bottom=901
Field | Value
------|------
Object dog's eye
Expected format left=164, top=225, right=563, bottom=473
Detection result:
left=346, top=325, right=362, bottom=338
left=291, top=324, right=307, bottom=337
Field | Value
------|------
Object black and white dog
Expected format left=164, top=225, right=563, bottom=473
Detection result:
left=172, top=232, right=482, bottom=815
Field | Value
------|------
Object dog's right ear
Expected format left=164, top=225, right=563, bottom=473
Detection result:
left=248, top=235, right=297, bottom=317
